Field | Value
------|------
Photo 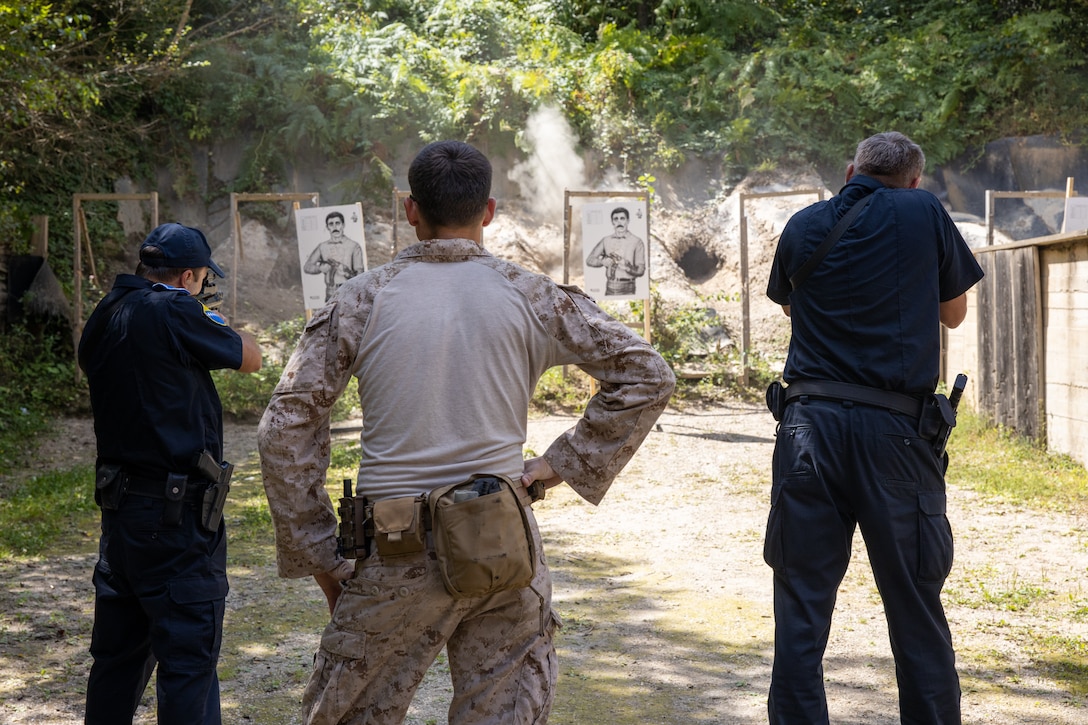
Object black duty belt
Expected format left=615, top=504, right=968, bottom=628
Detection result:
left=784, top=380, right=924, bottom=419
left=122, top=473, right=209, bottom=502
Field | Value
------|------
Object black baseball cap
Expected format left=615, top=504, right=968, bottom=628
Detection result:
left=139, top=222, right=226, bottom=278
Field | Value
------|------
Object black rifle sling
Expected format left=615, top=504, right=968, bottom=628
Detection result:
left=789, top=193, right=874, bottom=290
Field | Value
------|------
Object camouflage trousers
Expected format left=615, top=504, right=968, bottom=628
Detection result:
left=303, top=511, right=559, bottom=725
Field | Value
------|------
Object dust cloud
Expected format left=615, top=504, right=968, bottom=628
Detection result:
left=507, top=105, right=586, bottom=219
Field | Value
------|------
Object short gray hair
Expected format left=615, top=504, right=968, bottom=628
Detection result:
left=854, top=132, right=925, bottom=185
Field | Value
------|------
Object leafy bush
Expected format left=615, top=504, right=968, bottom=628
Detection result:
left=0, top=325, right=86, bottom=475
left=212, top=315, right=361, bottom=421
left=531, top=367, right=593, bottom=413
left=6, top=0, right=1088, bottom=238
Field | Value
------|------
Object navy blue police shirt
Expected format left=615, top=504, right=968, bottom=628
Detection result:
left=78, top=274, right=243, bottom=475
left=767, top=174, right=984, bottom=394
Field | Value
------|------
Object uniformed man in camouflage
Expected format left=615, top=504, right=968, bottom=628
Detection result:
left=258, top=140, right=675, bottom=724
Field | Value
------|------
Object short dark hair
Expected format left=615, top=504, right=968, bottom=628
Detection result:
left=854, top=132, right=925, bottom=186
left=135, top=256, right=194, bottom=284
left=408, top=141, right=492, bottom=228
left=326, top=211, right=345, bottom=226
left=612, top=207, right=630, bottom=221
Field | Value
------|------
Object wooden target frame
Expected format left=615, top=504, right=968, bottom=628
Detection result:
left=72, top=192, right=160, bottom=380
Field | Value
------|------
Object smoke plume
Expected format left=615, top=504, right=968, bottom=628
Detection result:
left=508, top=105, right=586, bottom=219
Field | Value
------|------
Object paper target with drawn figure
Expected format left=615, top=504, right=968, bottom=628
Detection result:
left=581, top=199, right=649, bottom=300
left=295, top=203, right=367, bottom=310
left=1063, top=196, right=1088, bottom=233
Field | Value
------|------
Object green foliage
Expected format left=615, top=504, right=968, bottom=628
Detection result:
left=645, top=289, right=733, bottom=366
left=212, top=315, right=361, bottom=421
left=5, top=0, right=1088, bottom=236
left=212, top=365, right=285, bottom=421
left=722, top=3, right=1088, bottom=171
left=0, top=0, right=322, bottom=259
left=305, top=0, right=576, bottom=143
left=598, top=288, right=784, bottom=403
left=0, top=326, right=86, bottom=475
left=0, top=1, right=276, bottom=285
left=531, top=367, right=593, bottom=413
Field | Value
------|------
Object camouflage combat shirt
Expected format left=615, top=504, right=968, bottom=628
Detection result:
left=259, top=238, right=675, bottom=578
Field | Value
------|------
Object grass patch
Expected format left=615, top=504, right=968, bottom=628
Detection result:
left=1031, top=632, right=1088, bottom=697
left=547, top=540, right=768, bottom=725
left=947, top=576, right=1053, bottom=612
left=531, top=367, right=593, bottom=414
left=947, top=409, right=1088, bottom=513
left=957, top=622, right=1088, bottom=698
left=979, top=582, right=1053, bottom=612
left=0, top=465, right=96, bottom=557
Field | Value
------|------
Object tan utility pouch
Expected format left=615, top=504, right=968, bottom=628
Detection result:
left=371, top=495, right=426, bottom=557
left=428, top=474, right=536, bottom=599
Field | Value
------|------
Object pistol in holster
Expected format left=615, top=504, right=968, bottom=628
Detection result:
left=193, top=450, right=234, bottom=533
left=526, top=479, right=545, bottom=503
left=929, top=373, right=968, bottom=460
left=337, top=479, right=373, bottom=559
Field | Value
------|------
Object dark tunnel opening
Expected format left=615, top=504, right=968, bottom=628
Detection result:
left=677, top=244, right=721, bottom=284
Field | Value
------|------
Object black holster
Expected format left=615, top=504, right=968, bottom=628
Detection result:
left=766, top=381, right=786, bottom=422
left=193, top=450, right=233, bottom=532
left=201, top=483, right=230, bottom=532
left=925, top=394, right=957, bottom=456
left=95, top=464, right=125, bottom=510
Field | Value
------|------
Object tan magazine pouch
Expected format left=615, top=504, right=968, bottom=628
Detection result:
left=371, top=495, right=425, bottom=557
left=428, top=474, right=536, bottom=599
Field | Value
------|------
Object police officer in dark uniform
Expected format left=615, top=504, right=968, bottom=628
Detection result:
left=764, top=132, right=984, bottom=724
left=79, top=223, right=262, bottom=725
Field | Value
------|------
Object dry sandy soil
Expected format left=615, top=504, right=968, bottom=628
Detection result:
left=1, top=401, right=1086, bottom=724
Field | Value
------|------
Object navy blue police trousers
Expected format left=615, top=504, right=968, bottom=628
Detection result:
left=764, top=399, right=960, bottom=724
left=85, top=494, right=228, bottom=725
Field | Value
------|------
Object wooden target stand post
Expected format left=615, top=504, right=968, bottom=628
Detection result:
left=737, top=187, right=824, bottom=387
left=72, top=192, right=160, bottom=381
left=563, top=190, right=653, bottom=396
left=390, top=189, right=413, bottom=259
left=985, top=177, right=1079, bottom=246
left=229, top=192, right=320, bottom=321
